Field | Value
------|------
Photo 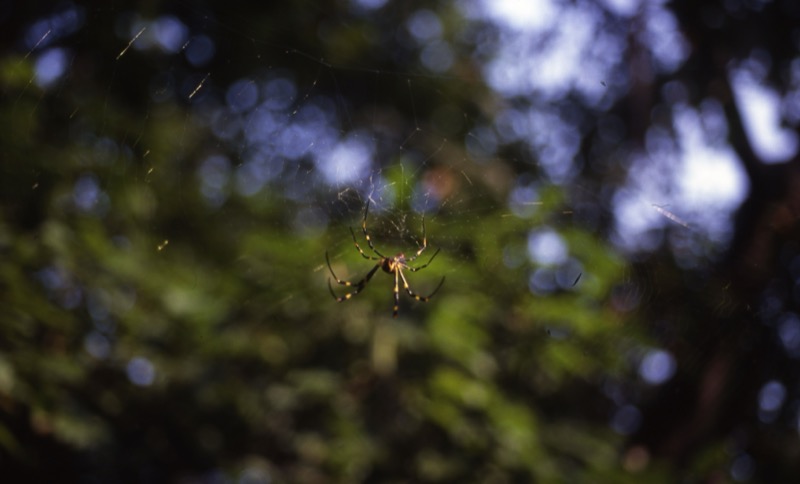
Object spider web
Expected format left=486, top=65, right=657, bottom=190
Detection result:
left=15, top=1, right=668, bottom=339
left=13, top=0, right=742, bottom=371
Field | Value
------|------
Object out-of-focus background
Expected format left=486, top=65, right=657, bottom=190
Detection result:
left=2, top=0, right=800, bottom=482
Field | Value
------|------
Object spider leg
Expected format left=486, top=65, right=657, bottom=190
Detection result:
left=393, top=267, right=401, bottom=318
left=326, top=252, right=381, bottom=301
left=398, top=268, right=445, bottom=301
left=405, top=247, right=440, bottom=272
left=361, top=200, right=388, bottom=259
left=350, top=227, right=382, bottom=260
left=419, top=213, right=428, bottom=251
left=406, top=215, right=432, bottom=267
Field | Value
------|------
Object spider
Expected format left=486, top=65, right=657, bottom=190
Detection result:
left=326, top=201, right=445, bottom=318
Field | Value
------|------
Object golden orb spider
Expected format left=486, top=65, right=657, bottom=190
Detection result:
left=326, top=201, right=445, bottom=318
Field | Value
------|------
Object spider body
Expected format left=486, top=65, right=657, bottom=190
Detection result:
left=326, top=201, right=444, bottom=318
left=382, top=254, right=404, bottom=273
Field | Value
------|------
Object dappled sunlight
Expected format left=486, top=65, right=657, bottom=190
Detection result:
left=731, top=66, right=800, bottom=163
left=611, top=101, right=749, bottom=257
